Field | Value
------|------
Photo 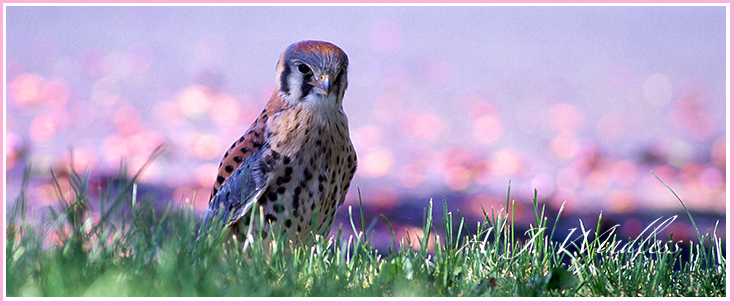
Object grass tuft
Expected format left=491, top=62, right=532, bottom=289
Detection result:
left=4, top=163, right=726, bottom=297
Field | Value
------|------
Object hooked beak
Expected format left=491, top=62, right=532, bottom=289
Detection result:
left=312, top=74, right=332, bottom=97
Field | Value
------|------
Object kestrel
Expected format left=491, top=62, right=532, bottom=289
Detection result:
left=201, top=40, right=357, bottom=246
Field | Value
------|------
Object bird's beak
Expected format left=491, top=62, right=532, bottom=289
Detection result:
left=315, top=74, right=332, bottom=97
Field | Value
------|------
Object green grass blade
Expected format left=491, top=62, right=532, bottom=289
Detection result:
left=651, top=171, right=703, bottom=245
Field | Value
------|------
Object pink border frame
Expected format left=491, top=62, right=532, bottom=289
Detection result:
left=0, top=2, right=730, bottom=304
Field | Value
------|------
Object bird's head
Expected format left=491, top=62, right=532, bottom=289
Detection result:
left=276, top=40, right=349, bottom=108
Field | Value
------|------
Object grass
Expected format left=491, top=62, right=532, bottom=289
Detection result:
left=4, top=160, right=727, bottom=297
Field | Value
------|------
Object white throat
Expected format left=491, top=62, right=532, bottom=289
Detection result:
left=281, top=91, right=344, bottom=124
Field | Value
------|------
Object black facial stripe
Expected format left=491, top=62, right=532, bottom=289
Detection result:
left=300, top=75, right=313, bottom=98
left=280, top=63, right=291, bottom=96
left=335, top=69, right=346, bottom=92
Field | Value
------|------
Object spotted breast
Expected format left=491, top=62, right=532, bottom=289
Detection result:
left=201, top=40, right=357, bottom=246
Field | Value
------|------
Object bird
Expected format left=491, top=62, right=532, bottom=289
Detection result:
left=200, top=40, right=357, bottom=247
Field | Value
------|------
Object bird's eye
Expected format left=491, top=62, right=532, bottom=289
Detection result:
left=296, top=64, right=312, bottom=75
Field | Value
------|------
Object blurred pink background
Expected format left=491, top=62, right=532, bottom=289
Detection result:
left=4, top=5, right=727, bottom=241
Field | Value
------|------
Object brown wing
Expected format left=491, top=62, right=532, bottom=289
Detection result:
left=209, top=110, right=268, bottom=202
left=209, top=92, right=289, bottom=202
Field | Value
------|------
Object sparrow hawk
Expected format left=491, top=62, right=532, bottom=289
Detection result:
left=201, top=41, right=357, bottom=246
